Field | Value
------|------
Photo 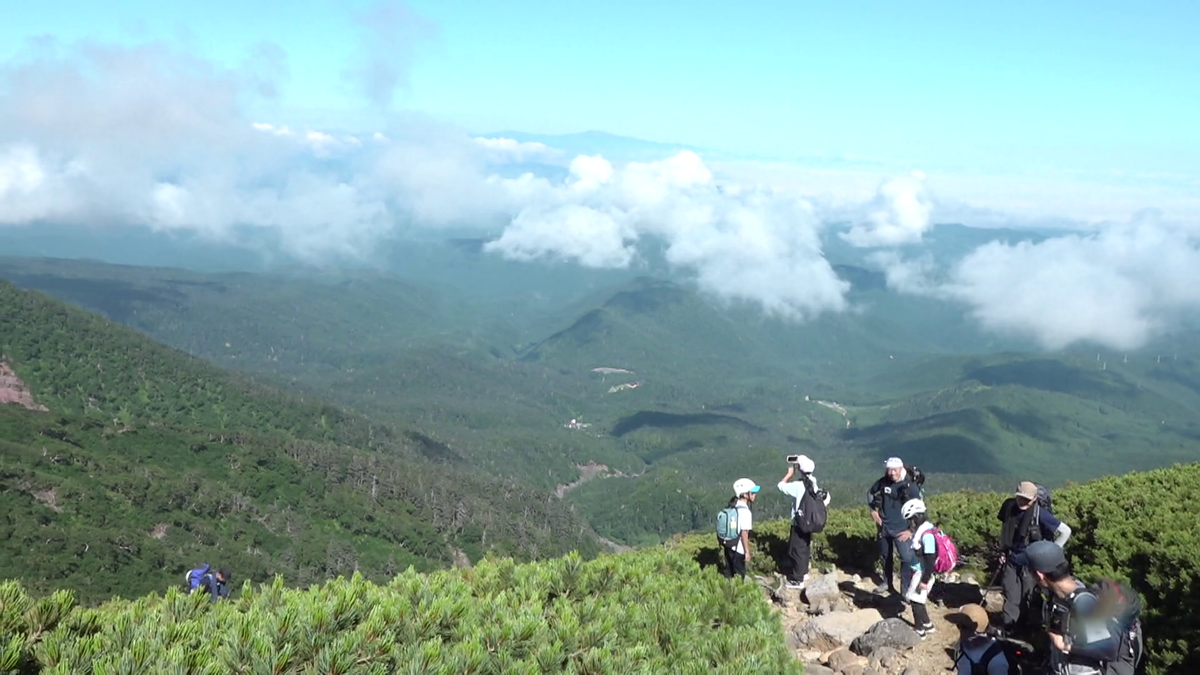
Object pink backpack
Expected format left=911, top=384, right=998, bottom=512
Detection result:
left=932, top=527, right=958, bottom=574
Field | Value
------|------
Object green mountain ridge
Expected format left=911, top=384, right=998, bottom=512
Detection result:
left=2, top=256, right=1199, bottom=550
left=0, top=282, right=601, bottom=603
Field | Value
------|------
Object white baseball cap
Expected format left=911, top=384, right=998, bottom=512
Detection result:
left=795, top=455, right=816, bottom=473
left=885, top=457, right=904, bottom=469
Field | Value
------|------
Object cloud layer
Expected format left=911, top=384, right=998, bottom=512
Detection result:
left=3, top=33, right=1197, bottom=346
left=876, top=215, right=1200, bottom=350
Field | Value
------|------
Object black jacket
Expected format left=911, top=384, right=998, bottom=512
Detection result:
left=867, top=474, right=922, bottom=537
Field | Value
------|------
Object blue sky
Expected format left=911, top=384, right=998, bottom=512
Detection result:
left=4, top=0, right=1197, bottom=177
left=3, top=1, right=1200, bottom=348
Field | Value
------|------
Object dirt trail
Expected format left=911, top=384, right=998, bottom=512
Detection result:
left=765, top=568, right=1018, bottom=674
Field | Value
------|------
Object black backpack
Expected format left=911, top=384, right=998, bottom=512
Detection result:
left=792, top=475, right=828, bottom=534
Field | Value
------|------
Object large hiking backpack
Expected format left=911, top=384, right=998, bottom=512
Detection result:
left=961, top=639, right=1025, bottom=675
left=932, top=527, right=959, bottom=574
left=898, top=466, right=925, bottom=503
left=185, top=564, right=211, bottom=593
left=792, top=475, right=829, bottom=534
left=1091, top=579, right=1144, bottom=673
left=716, top=506, right=741, bottom=546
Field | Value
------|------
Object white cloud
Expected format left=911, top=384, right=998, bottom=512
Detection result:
left=840, top=171, right=934, bottom=247
left=875, top=215, right=1200, bottom=350
left=473, top=137, right=560, bottom=163
left=485, top=151, right=849, bottom=319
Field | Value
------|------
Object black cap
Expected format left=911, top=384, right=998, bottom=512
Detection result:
left=1026, top=541, right=1066, bottom=573
left=218, top=568, right=232, bottom=579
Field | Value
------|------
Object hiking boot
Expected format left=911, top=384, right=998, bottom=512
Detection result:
left=785, top=579, right=805, bottom=590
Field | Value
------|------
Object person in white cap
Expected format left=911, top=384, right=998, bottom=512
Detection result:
left=867, top=457, right=924, bottom=595
left=778, top=455, right=831, bottom=589
left=724, top=478, right=760, bottom=579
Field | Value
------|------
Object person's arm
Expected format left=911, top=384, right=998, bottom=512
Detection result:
left=867, top=479, right=883, bottom=526
left=1042, top=510, right=1071, bottom=547
left=207, top=575, right=219, bottom=603
left=919, top=532, right=937, bottom=585
left=740, top=529, right=751, bottom=561
left=778, top=469, right=802, bottom=498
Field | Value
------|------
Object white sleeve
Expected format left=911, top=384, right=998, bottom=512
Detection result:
left=1054, top=522, right=1071, bottom=547
left=777, top=481, right=802, bottom=498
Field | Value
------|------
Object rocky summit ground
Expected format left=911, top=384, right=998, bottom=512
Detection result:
left=758, top=567, right=1027, bottom=675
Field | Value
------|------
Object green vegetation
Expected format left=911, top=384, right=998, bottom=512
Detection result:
left=670, top=462, right=1200, bottom=675
left=1, top=282, right=600, bottom=603
left=0, top=549, right=799, bottom=675
left=2, top=256, right=1199, bottom=551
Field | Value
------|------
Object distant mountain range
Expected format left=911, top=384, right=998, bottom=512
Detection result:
left=3, top=243, right=1198, bottom=550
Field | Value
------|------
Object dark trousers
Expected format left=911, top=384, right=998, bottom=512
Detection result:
left=788, top=526, right=812, bottom=581
left=1001, top=561, right=1038, bottom=628
left=723, top=545, right=746, bottom=579
left=911, top=600, right=931, bottom=628
left=879, top=533, right=916, bottom=593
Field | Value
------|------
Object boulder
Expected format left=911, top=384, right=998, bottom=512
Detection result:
left=849, top=618, right=922, bottom=657
left=793, top=608, right=884, bottom=652
left=826, top=648, right=859, bottom=672
left=804, top=665, right=836, bottom=675
left=804, top=573, right=842, bottom=606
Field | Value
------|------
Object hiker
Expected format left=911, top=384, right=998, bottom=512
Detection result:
left=997, top=481, right=1072, bottom=635
left=721, top=478, right=760, bottom=579
left=901, top=498, right=938, bottom=637
left=778, top=455, right=831, bottom=589
left=194, top=567, right=232, bottom=603
left=867, top=457, right=924, bottom=595
left=951, top=603, right=1014, bottom=674
left=1025, top=540, right=1144, bottom=675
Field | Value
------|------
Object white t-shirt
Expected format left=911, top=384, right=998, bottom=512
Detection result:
left=732, top=501, right=753, bottom=554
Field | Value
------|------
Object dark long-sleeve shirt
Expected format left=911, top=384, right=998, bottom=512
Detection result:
left=198, top=573, right=229, bottom=603
left=867, top=473, right=922, bottom=536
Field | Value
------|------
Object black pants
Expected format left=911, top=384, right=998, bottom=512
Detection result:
left=723, top=545, right=746, bottom=579
left=879, top=532, right=916, bottom=593
left=1001, top=561, right=1038, bottom=629
left=911, top=600, right=931, bottom=628
left=788, top=525, right=812, bottom=582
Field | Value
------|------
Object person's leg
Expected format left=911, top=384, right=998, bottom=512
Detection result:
left=786, top=526, right=804, bottom=583
left=789, top=529, right=812, bottom=583
left=722, top=546, right=734, bottom=579
left=1000, top=561, right=1023, bottom=629
left=731, top=550, right=747, bottom=579
left=896, top=540, right=917, bottom=596
left=876, top=534, right=894, bottom=592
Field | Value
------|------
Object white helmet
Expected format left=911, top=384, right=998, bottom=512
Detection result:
left=901, top=498, right=926, bottom=520
left=795, top=455, right=816, bottom=474
left=732, top=478, right=761, bottom=496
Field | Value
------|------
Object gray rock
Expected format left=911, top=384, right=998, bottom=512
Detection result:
left=849, top=618, right=922, bottom=657
left=871, top=646, right=899, bottom=667
left=804, top=665, right=836, bottom=675
left=804, top=572, right=842, bottom=606
left=792, top=608, right=884, bottom=652
left=827, top=648, right=858, bottom=672
left=902, top=668, right=921, bottom=675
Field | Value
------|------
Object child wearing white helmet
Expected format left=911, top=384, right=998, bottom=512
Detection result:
left=723, top=478, right=760, bottom=579
left=902, top=498, right=938, bottom=637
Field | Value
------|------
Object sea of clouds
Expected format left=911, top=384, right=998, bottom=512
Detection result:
left=2, top=3, right=1198, bottom=350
